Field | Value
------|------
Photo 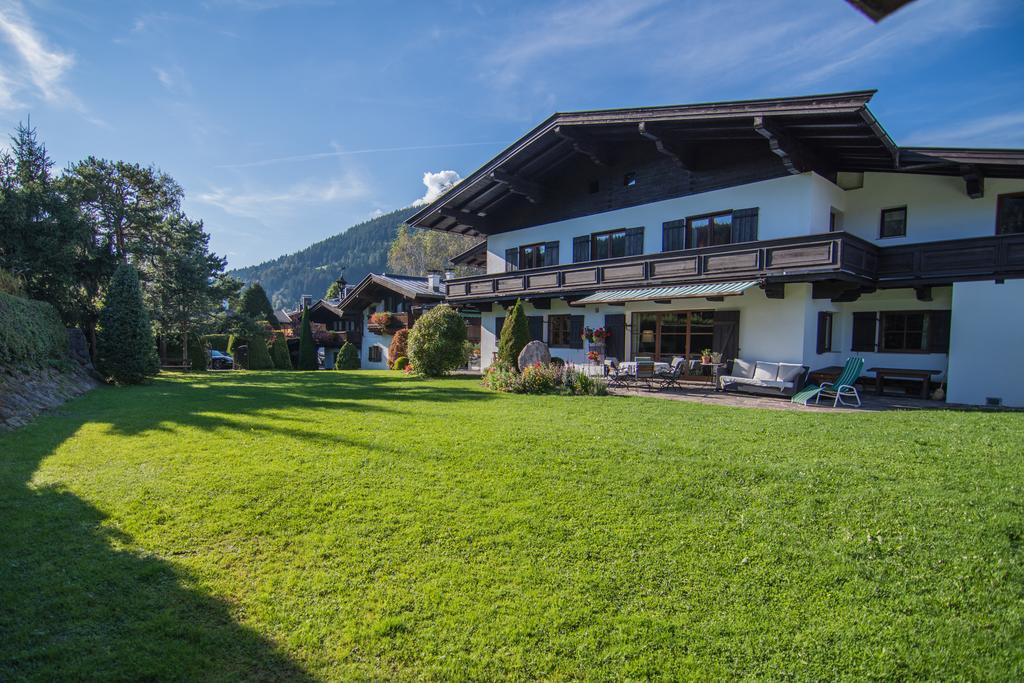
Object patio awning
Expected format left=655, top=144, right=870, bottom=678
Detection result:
left=572, top=281, right=758, bottom=305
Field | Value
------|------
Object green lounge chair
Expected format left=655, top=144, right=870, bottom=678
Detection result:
left=795, top=357, right=865, bottom=407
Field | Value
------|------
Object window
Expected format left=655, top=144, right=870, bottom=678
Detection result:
left=549, top=315, right=571, bottom=347
left=519, top=242, right=547, bottom=270
left=816, top=311, right=834, bottom=353
left=829, top=208, right=843, bottom=232
left=996, top=192, right=1024, bottom=235
left=879, top=206, right=907, bottom=239
left=688, top=211, right=733, bottom=249
left=631, top=310, right=715, bottom=362
left=663, top=219, right=686, bottom=252
left=623, top=172, right=637, bottom=187
left=368, top=345, right=382, bottom=363
left=852, top=310, right=951, bottom=354
left=592, top=229, right=627, bottom=260
left=881, top=311, right=927, bottom=352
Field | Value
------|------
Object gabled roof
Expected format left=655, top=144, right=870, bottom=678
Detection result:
left=273, top=309, right=292, bottom=324
left=336, top=273, right=444, bottom=312
left=407, top=89, right=1024, bottom=236
left=450, top=240, right=487, bottom=268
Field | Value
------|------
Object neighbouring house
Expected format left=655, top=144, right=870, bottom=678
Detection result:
left=278, top=289, right=361, bottom=368
left=336, top=273, right=446, bottom=368
left=406, top=90, right=1024, bottom=407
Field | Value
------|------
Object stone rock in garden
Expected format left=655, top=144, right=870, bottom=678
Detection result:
left=517, top=340, right=551, bottom=370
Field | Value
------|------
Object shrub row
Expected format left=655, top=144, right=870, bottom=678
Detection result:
left=0, top=291, right=67, bottom=366
left=482, top=363, right=608, bottom=396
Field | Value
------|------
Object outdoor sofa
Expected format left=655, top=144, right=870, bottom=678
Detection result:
left=717, top=359, right=809, bottom=398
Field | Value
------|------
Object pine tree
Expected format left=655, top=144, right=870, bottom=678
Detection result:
left=240, top=282, right=278, bottom=328
left=247, top=334, right=274, bottom=369
left=271, top=333, right=292, bottom=370
left=96, top=263, right=158, bottom=384
left=297, top=306, right=317, bottom=370
left=496, top=299, right=529, bottom=371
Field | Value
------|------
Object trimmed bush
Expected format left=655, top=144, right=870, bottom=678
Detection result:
left=0, top=291, right=67, bottom=366
left=392, top=356, right=409, bottom=371
left=388, top=328, right=408, bottom=368
left=96, top=263, right=158, bottom=384
left=227, top=335, right=245, bottom=369
left=247, top=334, right=275, bottom=370
left=297, top=306, right=317, bottom=370
left=407, top=304, right=467, bottom=377
left=203, top=334, right=230, bottom=352
left=271, top=334, right=292, bottom=370
left=188, top=335, right=207, bottom=372
left=335, top=342, right=360, bottom=370
left=496, top=299, right=529, bottom=371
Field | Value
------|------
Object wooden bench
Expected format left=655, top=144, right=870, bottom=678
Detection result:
left=868, top=367, right=941, bottom=399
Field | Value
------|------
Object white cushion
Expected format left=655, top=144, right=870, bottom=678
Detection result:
left=777, top=363, right=804, bottom=383
left=726, top=376, right=792, bottom=389
left=732, top=358, right=754, bottom=378
left=753, top=362, right=779, bottom=381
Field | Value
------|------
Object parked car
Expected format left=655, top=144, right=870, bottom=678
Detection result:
left=210, top=350, right=233, bottom=369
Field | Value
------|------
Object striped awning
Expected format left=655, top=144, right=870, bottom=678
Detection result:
left=572, top=281, right=758, bottom=305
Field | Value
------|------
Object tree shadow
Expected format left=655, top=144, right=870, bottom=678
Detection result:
left=0, top=415, right=316, bottom=681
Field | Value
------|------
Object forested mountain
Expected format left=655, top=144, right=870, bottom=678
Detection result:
left=228, top=207, right=417, bottom=309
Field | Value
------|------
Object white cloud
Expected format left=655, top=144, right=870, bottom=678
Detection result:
left=154, top=65, right=192, bottom=95
left=412, top=170, right=461, bottom=207
left=905, top=111, right=1024, bottom=147
left=198, top=171, right=371, bottom=218
left=0, top=0, right=76, bottom=108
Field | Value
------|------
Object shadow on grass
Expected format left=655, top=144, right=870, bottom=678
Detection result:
left=0, top=415, right=316, bottom=681
left=0, top=370, right=489, bottom=679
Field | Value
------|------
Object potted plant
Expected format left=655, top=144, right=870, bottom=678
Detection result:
left=701, top=348, right=713, bottom=364
left=580, top=326, right=594, bottom=343
left=592, top=327, right=610, bottom=342
left=587, top=350, right=601, bottom=364
left=710, top=351, right=723, bottom=364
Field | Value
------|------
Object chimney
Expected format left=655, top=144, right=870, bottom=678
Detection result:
left=301, top=294, right=312, bottom=309
left=444, top=268, right=456, bottom=282
left=426, top=270, right=442, bottom=292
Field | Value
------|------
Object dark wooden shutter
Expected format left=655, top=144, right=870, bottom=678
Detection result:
left=495, top=316, right=506, bottom=342
left=543, top=241, right=559, bottom=266
left=528, top=316, right=544, bottom=342
left=929, top=310, right=951, bottom=353
left=816, top=311, right=833, bottom=354
left=712, top=310, right=740, bottom=360
left=662, top=219, right=685, bottom=252
left=505, top=247, right=518, bottom=272
left=604, top=313, right=625, bottom=361
left=569, top=315, right=585, bottom=349
left=573, top=235, right=590, bottom=263
left=851, top=312, right=878, bottom=352
left=731, top=208, right=759, bottom=243
left=625, top=227, right=644, bottom=256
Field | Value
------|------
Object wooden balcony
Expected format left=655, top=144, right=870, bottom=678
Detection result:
left=445, top=232, right=880, bottom=302
left=444, top=232, right=1024, bottom=303
left=367, top=312, right=410, bottom=334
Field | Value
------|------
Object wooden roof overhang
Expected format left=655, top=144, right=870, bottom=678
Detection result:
left=407, top=90, right=1024, bottom=236
left=336, top=274, right=443, bottom=313
left=449, top=240, right=487, bottom=268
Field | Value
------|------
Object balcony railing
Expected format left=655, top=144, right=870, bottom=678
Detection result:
left=444, top=232, right=1024, bottom=301
left=445, top=232, right=879, bottom=300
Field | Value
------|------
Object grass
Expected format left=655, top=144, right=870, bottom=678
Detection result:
left=1, top=370, right=1022, bottom=681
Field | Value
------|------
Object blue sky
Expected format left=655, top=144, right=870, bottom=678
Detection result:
left=1, top=0, right=1022, bottom=268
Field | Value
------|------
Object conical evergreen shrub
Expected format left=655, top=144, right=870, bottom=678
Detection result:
left=335, top=342, right=360, bottom=370
left=96, top=263, right=159, bottom=384
left=247, top=333, right=274, bottom=369
left=496, top=299, right=529, bottom=371
left=297, top=306, right=317, bottom=370
left=271, top=333, right=292, bottom=369
left=188, top=334, right=207, bottom=372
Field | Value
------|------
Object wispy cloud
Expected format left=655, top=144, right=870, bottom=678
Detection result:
left=217, top=140, right=509, bottom=169
left=411, top=170, right=461, bottom=207
left=198, top=171, right=371, bottom=218
left=154, top=65, right=192, bottom=96
left=0, top=0, right=76, bottom=108
left=904, top=111, right=1024, bottom=147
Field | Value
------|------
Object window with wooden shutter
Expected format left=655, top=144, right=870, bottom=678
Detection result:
left=851, top=312, right=877, bottom=352
left=731, top=208, right=759, bottom=243
left=663, top=219, right=686, bottom=252
left=548, top=315, right=571, bottom=347
left=625, top=227, right=644, bottom=256
left=816, top=311, right=834, bottom=354
left=573, top=235, right=590, bottom=263
left=504, top=248, right=518, bottom=272
left=569, top=315, right=585, bottom=349
left=543, top=241, right=559, bottom=266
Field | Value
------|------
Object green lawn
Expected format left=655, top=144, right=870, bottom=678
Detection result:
left=1, top=371, right=1022, bottom=681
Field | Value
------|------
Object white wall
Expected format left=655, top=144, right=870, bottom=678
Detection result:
left=947, top=280, right=1024, bottom=407
left=842, top=173, right=1024, bottom=244
left=484, top=172, right=1024, bottom=274
left=360, top=298, right=393, bottom=370
left=486, top=173, right=833, bottom=273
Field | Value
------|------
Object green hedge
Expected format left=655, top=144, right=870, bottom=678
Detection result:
left=0, top=291, right=67, bottom=366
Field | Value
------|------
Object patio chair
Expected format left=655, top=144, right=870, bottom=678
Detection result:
left=656, top=356, right=688, bottom=389
left=605, top=359, right=629, bottom=388
left=797, top=357, right=865, bottom=407
left=634, top=357, right=656, bottom=390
